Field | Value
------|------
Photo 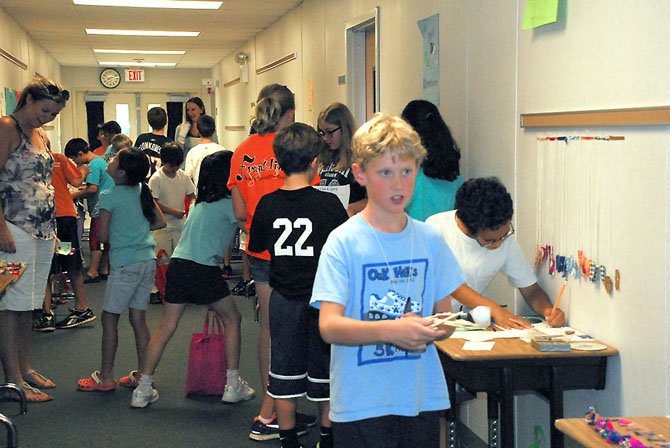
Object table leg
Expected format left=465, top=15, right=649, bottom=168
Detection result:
left=499, top=368, right=515, bottom=448
left=487, top=394, right=499, bottom=448
left=549, top=367, right=565, bottom=448
left=445, top=377, right=458, bottom=448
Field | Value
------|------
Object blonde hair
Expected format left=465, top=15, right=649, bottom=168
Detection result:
left=352, top=114, right=426, bottom=170
left=317, top=102, right=357, bottom=171
left=111, top=133, right=133, bottom=152
left=14, top=76, right=69, bottom=112
left=250, top=84, right=295, bottom=135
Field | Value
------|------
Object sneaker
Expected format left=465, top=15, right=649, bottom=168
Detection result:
left=246, top=280, right=256, bottom=298
left=231, top=279, right=250, bottom=296
left=149, top=291, right=163, bottom=304
left=222, top=264, right=233, bottom=280
left=56, top=308, right=96, bottom=329
left=221, top=377, right=256, bottom=403
left=33, top=312, right=55, bottom=332
left=130, top=387, right=159, bottom=408
left=249, top=416, right=309, bottom=441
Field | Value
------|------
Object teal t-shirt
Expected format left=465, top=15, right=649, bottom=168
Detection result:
left=405, top=170, right=464, bottom=222
left=172, top=197, right=237, bottom=266
left=85, top=156, right=115, bottom=217
left=98, top=185, right=156, bottom=268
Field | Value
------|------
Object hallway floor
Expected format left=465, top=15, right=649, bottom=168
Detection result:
left=1, top=260, right=319, bottom=448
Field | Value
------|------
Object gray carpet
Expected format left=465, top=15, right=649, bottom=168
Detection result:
left=1, top=261, right=319, bottom=448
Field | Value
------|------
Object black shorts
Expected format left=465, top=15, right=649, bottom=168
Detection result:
left=268, top=289, right=330, bottom=401
left=49, top=216, right=83, bottom=275
left=164, top=258, right=230, bottom=305
left=332, top=411, right=441, bottom=448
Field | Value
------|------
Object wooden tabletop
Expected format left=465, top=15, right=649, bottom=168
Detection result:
left=436, top=336, right=619, bottom=361
left=555, top=416, right=670, bottom=447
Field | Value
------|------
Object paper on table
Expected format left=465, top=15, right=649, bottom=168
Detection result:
left=451, top=328, right=528, bottom=341
left=462, top=341, right=495, bottom=351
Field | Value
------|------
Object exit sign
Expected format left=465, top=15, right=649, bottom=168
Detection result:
left=125, top=69, right=145, bottom=82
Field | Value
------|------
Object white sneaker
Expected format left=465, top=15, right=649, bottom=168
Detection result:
left=221, top=377, right=256, bottom=403
left=131, top=387, right=159, bottom=408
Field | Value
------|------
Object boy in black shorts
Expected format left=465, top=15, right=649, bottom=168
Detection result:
left=249, top=123, right=349, bottom=448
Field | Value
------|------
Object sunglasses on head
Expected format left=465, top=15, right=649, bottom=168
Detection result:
left=43, top=84, right=70, bottom=102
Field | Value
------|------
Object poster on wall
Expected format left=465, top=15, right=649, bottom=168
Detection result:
left=4, top=87, right=17, bottom=115
left=418, top=14, right=439, bottom=105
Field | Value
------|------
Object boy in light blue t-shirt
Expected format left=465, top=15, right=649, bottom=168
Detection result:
left=310, top=114, right=466, bottom=448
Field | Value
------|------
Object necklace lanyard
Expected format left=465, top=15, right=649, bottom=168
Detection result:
left=364, top=216, right=415, bottom=313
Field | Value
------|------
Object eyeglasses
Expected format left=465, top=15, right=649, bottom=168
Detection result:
left=476, top=223, right=515, bottom=248
left=43, top=85, right=70, bottom=101
left=318, top=126, right=341, bottom=138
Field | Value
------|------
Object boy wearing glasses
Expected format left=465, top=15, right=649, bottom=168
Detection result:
left=427, top=177, right=565, bottom=328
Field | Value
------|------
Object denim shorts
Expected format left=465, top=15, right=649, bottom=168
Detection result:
left=0, top=222, right=55, bottom=311
left=248, top=255, right=270, bottom=284
left=103, top=259, right=156, bottom=314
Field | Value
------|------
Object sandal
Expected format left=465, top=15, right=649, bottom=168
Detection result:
left=77, top=371, right=117, bottom=392
left=120, top=370, right=154, bottom=388
left=82, top=273, right=100, bottom=284
left=13, top=383, right=53, bottom=403
left=119, top=370, right=140, bottom=388
left=23, top=369, right=56, bottom=389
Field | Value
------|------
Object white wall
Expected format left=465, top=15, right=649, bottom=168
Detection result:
left=3, top=1, right=670, bottom=446
left=213, top=1, right=670, bottom=446
left=511, top=3, right=670, bottom=445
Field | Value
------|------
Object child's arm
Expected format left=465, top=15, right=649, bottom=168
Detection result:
left=71, top=183, right=98, bottom=200
left=150, top=199, right=167, bottom=231
left=519, top=283, right=565, bottom=327
left=230, top=186, right=248, bottom=229
left=97, top=209, right=111, bottom=243
left=155, top=200, right=185, bottom=219
left=451, top=283, right=531, bottom=329
left=319, top=301, right=448, bottom=351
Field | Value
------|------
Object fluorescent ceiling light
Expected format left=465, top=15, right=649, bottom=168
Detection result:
left=100, top=61, right=177, bottom=67
left=74, top=0, right=222, bottom=9
left=86, top=29, right=199, bottom=37
left=94, top=49, right=186, bottom=55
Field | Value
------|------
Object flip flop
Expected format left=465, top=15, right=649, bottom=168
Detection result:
left=23, top=369, right=56, bottom=389
left=77, top=371, right=117, bottom=392
left=82, top=273, right=100, bottom=284
left=2, top=383, right=54, bottom=403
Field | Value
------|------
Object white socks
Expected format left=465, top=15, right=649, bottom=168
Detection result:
left=226, top=369, right=239, bottom=387
left=138, top=373, right=154, bottom=392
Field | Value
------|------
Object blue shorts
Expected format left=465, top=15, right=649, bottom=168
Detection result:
left=267, top=289, right=330, bottom=401
left=248, top=255, right=270, bottom=284
left=103, top=259, right=155, bottom=314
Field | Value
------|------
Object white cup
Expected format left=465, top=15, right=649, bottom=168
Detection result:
left=471, top=306, right=491, bottom=327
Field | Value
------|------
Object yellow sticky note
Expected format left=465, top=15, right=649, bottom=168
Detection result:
left=522, top=0, right=559, bottom=30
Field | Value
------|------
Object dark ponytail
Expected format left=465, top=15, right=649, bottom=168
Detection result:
left=116, top=148, right=157, bottom=224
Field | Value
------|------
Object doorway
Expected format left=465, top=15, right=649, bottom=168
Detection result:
left=79, top=92, right=186, bottom=144
left=346, top=7, right=380, bottom=125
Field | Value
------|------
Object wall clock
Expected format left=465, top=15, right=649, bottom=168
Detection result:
left=100, top=68, right=121, bottom=89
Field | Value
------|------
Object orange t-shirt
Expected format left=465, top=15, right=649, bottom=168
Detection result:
left=227, top=132, right=322, bottom=260
left=228, top=133, right=285, bottom=260
left=93, top=145, right=106, bottom=157
left=52, top=153, right=83, bottom=218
